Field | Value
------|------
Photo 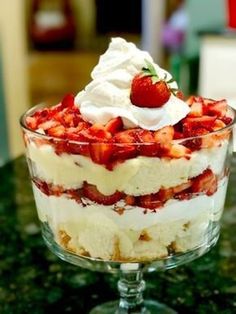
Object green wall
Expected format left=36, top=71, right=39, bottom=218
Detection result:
left=184, top=0, right=226, bottom=58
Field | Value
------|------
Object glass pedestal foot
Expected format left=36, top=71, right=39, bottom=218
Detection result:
left=90, top=300, right=177, bottom=314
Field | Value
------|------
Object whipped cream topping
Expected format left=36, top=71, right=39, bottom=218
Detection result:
left=75, top=37, right=190, bottom=130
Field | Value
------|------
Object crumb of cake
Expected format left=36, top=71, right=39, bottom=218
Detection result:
left=114, top=207, right=125, bottom=215
left=112, top=236, right=122, bottom=261
left=139, top=230, right=152, bottom=242
left=183, top=222, right=190, bottom=231
left=58, top=229, right=76, bottom=253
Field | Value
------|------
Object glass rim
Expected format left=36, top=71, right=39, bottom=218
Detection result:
left=20, top=102, right=236, bottom=145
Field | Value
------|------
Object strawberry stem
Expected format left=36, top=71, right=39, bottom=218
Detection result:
left=143, top=59, right=157, bottom=76
left=142, top=59, right=160, bottom=84
left=141, top=59, right=180, bottom=96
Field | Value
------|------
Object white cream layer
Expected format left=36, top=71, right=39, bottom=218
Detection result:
left=27, top=141, right=228, bottom=196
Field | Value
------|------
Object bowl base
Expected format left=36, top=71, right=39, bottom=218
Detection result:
left=90, top=300, right=177, bottom=314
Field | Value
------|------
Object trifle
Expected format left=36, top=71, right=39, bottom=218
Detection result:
left=21, top=38, right=235, bottom=263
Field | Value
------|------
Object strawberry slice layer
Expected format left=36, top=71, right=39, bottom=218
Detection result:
left=139, top=194, right=163, bottom=210
left=89, top=143, right=113, bottom=165
left=104, top=117, right=123, bottom=134
left=112, top=129, right=137, bottom=160
left=191, top=169, right=217, bottom=196
left=83, top=182, right=123, bottom=205
left=204, top=99, right=227, bottom=118
left=25, top=93, right=232, bottom=164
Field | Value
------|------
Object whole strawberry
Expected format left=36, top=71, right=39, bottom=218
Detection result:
left=130, top=60, right=175, bottom=108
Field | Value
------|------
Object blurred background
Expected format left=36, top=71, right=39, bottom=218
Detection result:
left=0, top=0, right=235, bottom=166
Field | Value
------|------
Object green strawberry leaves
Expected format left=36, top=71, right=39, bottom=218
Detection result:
left=142, top=59, right=180, bottom=96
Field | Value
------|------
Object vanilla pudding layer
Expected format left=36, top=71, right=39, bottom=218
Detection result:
left=27, top=141, right=228, bottom=196
left=33, top=178, right=227, bottom=261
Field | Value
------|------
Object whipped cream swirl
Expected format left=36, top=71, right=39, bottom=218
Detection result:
left=75, top=37, right=190, bottom=130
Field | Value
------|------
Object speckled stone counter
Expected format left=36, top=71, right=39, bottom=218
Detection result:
left=0, top=156, right=236, bottom=314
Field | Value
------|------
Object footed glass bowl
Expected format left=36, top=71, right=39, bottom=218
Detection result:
left=20, top=104, right=235, bottom=313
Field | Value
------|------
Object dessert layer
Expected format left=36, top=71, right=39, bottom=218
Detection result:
left=33, top=179, right=227, bottom=261
left=33, top=178, right=227, bottom=231
left=27, top=141, right=228, bottom=196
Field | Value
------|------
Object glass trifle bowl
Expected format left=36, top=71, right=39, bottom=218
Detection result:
left=20, top=96, right=235, bottom=313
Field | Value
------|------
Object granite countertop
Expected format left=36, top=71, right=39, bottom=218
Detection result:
left=0, top=156, right=236, bottom=314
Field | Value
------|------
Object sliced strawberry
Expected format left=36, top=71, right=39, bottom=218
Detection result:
left=34, top=108, right=50, bottom=122
left=188, top=101, right=203, bottom=117
left=182, top=128, right=208, bottom=150
left=53, top=141, right=67, bottom=155
left=26, top=108, right=50, bottom=129
left=33, top=178, right=49, bottom=196
left=139, top=142, right=159, bottom=157
left=154, top=126, right=174, bottom=145
left=183, top=115, right=217, bottom=136
left=38, top=120, right=59, bottom=131
left=50, top=184, right=64, bottom=197
left=62, top=113, right=79, bottom=127
left=201, top=97, right=215, bottom=106
left=212, top=119, right=226, bottom=131
left=61, top=94, right=75, bottom=109
left=47, top=125, right=66, bottom=138
left=222, top=116, right=233, bottom=125
left=66, top=188, right=83, bottom=203
left=124, top=195, right=136, bottom=206
left=135, top=129, right=159, bottom=157
left=83, top=182, right=123, bottom=205
left=173, top=130, right=184, bottom=140
left=204, top=99, right=227, bottom=118
left=113, top=129, right=137, bottom=160
left=157, top=188, right=174, bottom=202
left=173, top=123, right=184, bottom=139
left=34, top=179, right=64, bottom=197
left=88, top=124, right=112, bottom=141
left=26, top=116, right=38, bottom=130
left=66, top=123, right=90, bottom=137
left=63, top=107, right=84, bottom=127
left=191, top=169, right=217, bottom=196
left=69, top=121, right=91, bottom=134
left=89, top=143, right=113, bottom=164
left=173, top=181, right=192, bottom=194
left=68, top=142, right=90, bottom=156
left=112, top=144, right=137, bottom=160
left=174, top=191, right=192, bottom=201
left=75, top=124, right=111, bottom=143
left=186, top=95, right=196, bottom=106
left=104, top=117, right=123, bottom=134
left=52, top=129, right=89, bottom=155
left=52, top=110, right=65, bottom=125
left=139, top=194, right=163, bottom=210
